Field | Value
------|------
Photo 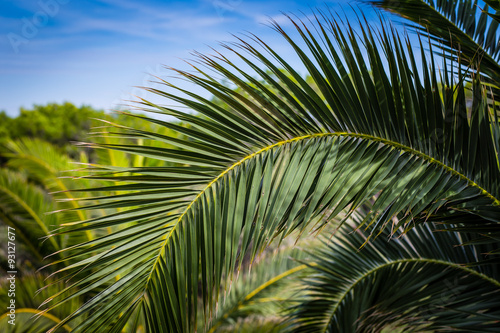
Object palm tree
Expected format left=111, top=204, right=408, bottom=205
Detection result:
left=42, top=2, right=500, bottom=332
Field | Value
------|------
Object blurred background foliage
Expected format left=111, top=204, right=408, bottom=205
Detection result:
left=0, top=102, right=184, bottom=331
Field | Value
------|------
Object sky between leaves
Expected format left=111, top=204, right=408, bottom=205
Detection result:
left=0, top=0, right=399, bottom=117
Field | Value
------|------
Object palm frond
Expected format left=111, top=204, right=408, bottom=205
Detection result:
left=207, top=240, right=314, bottom=332
left=46, top=13, right=500, bottom=332
left=0, top=273, right=84, bottom=333
left=2, top=139, right=75, bottom=189
left=484, top=0, right=500, bottom=12
left=360, top=0, right=500, bottom=98
left=1, top=138, right=104, bottom=246
left=287, top=219, right=500, bottom=332
left=0, top=169, right=60, bottom=264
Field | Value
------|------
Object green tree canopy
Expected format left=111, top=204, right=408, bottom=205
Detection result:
left=0, top=103, right=106, bottom=145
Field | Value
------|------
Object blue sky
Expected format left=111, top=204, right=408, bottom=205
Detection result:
left=0, top=0, right=395, bottom=116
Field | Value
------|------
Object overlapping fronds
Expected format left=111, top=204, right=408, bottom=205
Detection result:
left=361, top=0, right=500, bottom=98
left=44, top=11, right=500, bottom=332
left=0, top=169, right=60, bottom=263
left=2, top=139, right=76, bottom=190
left=0, top=139, right=104, bottom=248
left=287, top=219, right=500, bottom=332
left=0, top=273, right=84, bottom=333
left=207, top=241, right=313, bottom=332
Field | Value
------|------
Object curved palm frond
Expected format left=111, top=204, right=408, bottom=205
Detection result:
left=45, top=12, right=500, bottom=332
left=360, top=0, right=500, bottom=98
left=287, top=217, right=500, bottom=332
left=0, top=273, right=84, bottom=333
left=0, top=138, right=107, bottom=247
left=2, top=139, right=76, bottom=188
left=207, top=239, right=315, bottom=332
left=0, top=169, right=61, bottom=264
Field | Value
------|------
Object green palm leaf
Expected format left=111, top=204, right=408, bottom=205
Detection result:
left=287, top=218, right=500, bottom=332
left=0, top=169, right=60, bottom=264
left=0, top=273, right=84, bottom=333
left=1, top=138, right=105, bottom=247
left=207, top=240, right=314, bottom=332
left=2, top=139, right=76, bottom=189
left=47, top=13, right=500, bottom=332
left=360, top=0, right=500, bottom=98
